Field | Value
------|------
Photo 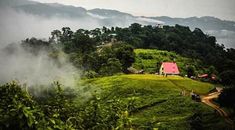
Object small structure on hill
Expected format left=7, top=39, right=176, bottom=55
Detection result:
left=198, top=74, right=208, bottom=78
left=198, top=74, right=217, bottom=81
left=156, top=24, right=164, bottom=29
left=127, top=67, right=144, bottom=74
left=159, top=62, right=180, bottom=75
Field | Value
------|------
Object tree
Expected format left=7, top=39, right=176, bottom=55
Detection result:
left=130, top=23, right=142, bottom=34
left=218, top=86, right=235, bottom=109
left=219, top=70, right=235, bottom=85
left=50, top=30, right=62, bottom=43
left=61, top=27, right=73, bottom=42
left=112, top=43, right=135, bottom=73
left=187, top=65, right=196, bottom=78
left=64, top=31, right=95, bottom=54
left=99, top=58, right=122, bottom=76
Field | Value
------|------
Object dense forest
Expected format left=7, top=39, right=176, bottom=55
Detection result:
left=1, top=23, right=235, bottom=129
left=21, top=24, right=235, bottom=76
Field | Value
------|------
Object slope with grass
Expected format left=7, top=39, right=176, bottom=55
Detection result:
left=80, top=74, right=229, bottom=129
left=133, top=49, right=208, bottom=75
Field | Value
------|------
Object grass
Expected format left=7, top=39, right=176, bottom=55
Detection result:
left=122, top=74, right=214, bottom=94
left=133, top=49, right=207, bottom=75
left=79, top=74, right=229, bottom=129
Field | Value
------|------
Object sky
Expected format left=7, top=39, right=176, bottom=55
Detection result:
left=31, top=0, right=235, bottom=21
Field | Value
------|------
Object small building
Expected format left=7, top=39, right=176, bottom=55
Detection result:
left=127, top=67, right=144, bottom=74
left=198, top=74, right=208, bottom=78
left=159, top=62, right=180, bottom=75
left=198, top=73, right=217, bottom=81
left=156, top=24, right=164, bottom=29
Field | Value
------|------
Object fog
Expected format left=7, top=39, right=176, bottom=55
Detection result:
left=0, top=43, right=80, bottom=87
left=0, top=7, right=101, bottom=48
left=0, top=2, right=234, bottom=87
left=0, top=5, right=141, bottom=87
left=0, top=7, right=94, bottom=87
left=206, top=30, right=235, bottom=48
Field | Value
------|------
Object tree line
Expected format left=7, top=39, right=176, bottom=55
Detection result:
left=18, top=23, right=235, bottom=112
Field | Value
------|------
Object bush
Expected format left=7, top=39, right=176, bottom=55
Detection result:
left=0, top=81, right=76, bottom=130
left=0, top=81, right=136, bottom=129
left=219, top=70, right=235, bottom=85
left=99, top=58, right=122, bottom=76
left=0, top=81, right=39, bottom=130
left=84, top=70, right=99, bottom=78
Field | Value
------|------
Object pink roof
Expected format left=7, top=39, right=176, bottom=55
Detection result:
left=162, top=62, right=180, bottom=74
left=198, top=74, right=208, bottom=78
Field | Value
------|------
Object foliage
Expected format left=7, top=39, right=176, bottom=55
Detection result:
left=19, top=24, right=235, bottom=80
left=0, top=81, right=39, bottom=130
left=112, top=43, right=135, bottom=72
left=133, top=49, right=206, bottom=75
left=2, top=23, right=235, bottom=129
left=0, top=81, right=139, bottom=130
left=219, top=70, right=235, bottom=86
left=81, top=74, right=227, bottom=129
left=218, top=86, right=235, bottom=108
left=187, top=65, right=196, bottom=78
left=0, top=81, right=74, bottom=130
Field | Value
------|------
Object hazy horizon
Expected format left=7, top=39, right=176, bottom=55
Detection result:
left=31, top=0, right=235, bottom=21
left=0, top=0, right=234, bottom=49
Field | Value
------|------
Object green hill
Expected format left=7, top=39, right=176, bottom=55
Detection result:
left=80, top=74, right=229, bottom=129
left=133, top=49, right=208, bottom=76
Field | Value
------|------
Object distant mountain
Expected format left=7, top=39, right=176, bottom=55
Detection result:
left=13, top=2, right=164, bottom=26
left=0, top=0, right=36, bottom=7
left=89, top=8, right=133, bottom=18
left=1, top=0, right=234, bottom=48
left=14, top=3, right=87, bottom=18
left=149, top=16, right=235, bottom=32
left=149, top=16, right=235, bottom=48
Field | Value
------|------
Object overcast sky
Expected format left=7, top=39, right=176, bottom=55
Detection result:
left=31, top=0, right=235, bottom=21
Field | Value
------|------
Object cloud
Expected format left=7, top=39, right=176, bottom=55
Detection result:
left=206, top=30, right=235, bottom=48
left=0, top=7, right=89, bottom=87
left=30, top=0, right=235, bottom=21
left=0, top=43, right=80, bottom=87
left=0, top=7, right=101, bottom=47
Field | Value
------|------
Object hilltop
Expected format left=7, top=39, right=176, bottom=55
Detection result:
left=133, top=49, right=206, bottom=75
left=80, top=74, right=229, bottom=129
left=1, top=0, right=235, bottom=48
left=1, top=20, right=235, bottom=129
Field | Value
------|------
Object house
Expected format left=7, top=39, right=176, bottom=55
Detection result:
left=156, top=24, right=164, bottom=29
left=198, top=74, right=208, bottom=78
left=159, top=62, right=180, bottom=75
left=127, top=67, right=144, bottom=74
left=198, top=74, right=217, bottom=81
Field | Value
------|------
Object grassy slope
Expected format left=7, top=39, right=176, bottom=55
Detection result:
left=80, top=74, right=229, bottom=129
left=133, top=49, right=207, bottom=75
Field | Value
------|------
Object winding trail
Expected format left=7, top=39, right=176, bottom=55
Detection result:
left=201, top=91, right=234, bottom=129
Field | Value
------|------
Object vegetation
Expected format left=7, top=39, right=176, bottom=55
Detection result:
left=80, top=74, right=228, bottom=129
left=133, top=49, right=207, bottom=75
left=1, top=23, right=235, bottom=129
left=20, top=24, right=235, bottom=78
left=0, top=81, right=133, bottom=129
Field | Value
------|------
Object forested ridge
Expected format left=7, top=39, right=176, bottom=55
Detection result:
left=1, top=23, right=235, bottom=129
left=22, top=24, right=235, bottom=75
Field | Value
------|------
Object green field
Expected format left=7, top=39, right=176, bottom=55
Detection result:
left=79, top=74, right=229, bottom=129
left=133, top=49, right=207, bottom=75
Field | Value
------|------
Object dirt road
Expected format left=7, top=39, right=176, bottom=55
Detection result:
left=201, top=91, right=234, bottom=129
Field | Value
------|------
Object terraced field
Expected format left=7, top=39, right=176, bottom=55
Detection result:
left=133, top=49, right=207, bottom=75
left=79, top=74, right=229, bottom=129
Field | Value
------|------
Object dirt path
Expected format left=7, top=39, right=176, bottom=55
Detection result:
left=201, top=91, right=234, bottom=129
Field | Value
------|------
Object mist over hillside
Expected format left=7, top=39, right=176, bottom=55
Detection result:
left=0, top=0, right=234, bottom=49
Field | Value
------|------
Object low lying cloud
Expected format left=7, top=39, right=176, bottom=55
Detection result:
left=0, top=7, right=93, bottom=87
left=0, top=43, right=79, bottom=87
left=206, top=30, right=235, bottom=48
left=0, top=7, right=102, bottom=48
